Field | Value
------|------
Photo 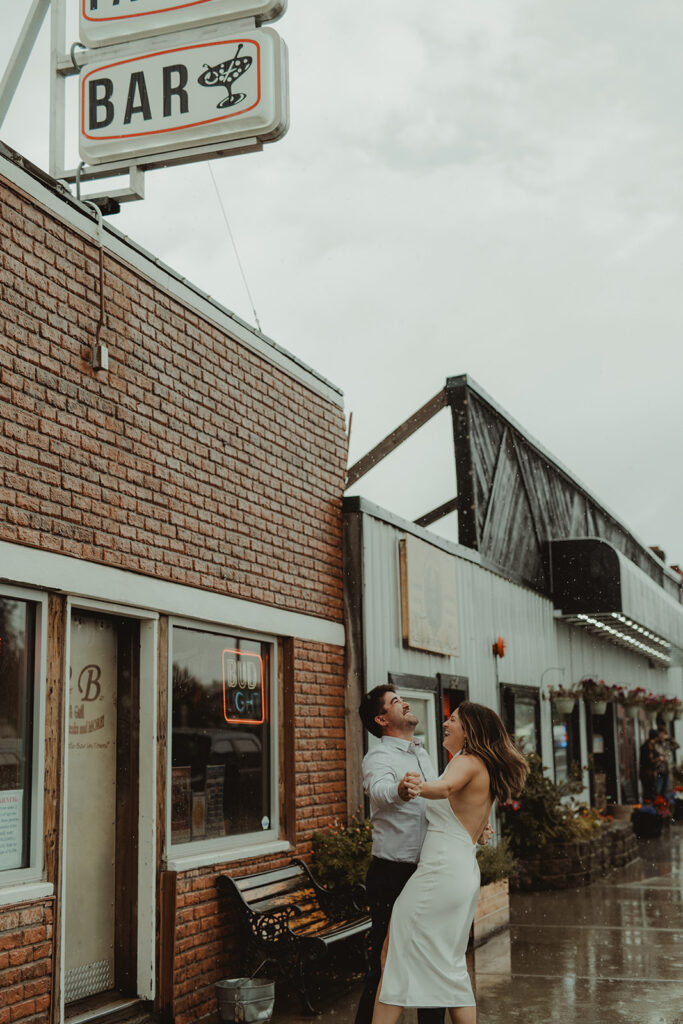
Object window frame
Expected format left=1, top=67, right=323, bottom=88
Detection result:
left=0, top=585, right=47, bottom=890
left=166, top=616, right=280, bottom=863
left=500, top=682, right=542, bottom=756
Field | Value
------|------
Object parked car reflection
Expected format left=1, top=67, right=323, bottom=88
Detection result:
left=172, top=726, right=267, bottom=836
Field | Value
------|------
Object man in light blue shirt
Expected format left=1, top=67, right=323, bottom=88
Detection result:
left=354, top=684, right=444, bottom=1024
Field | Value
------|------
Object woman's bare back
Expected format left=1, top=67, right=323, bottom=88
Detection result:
left=447, top=754, right=492, bottom=842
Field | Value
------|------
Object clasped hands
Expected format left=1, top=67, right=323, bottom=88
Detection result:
left=398, top=771, right=494, bottom=846
left=398, top=770, right=422, bottom=801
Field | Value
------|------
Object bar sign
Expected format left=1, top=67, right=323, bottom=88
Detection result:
left=80, top=0, right=287, bottom=48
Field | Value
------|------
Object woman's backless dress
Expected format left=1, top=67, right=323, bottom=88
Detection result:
left=379, top=789, right=480, bottom=1008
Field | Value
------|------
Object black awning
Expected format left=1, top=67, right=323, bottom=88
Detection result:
left=549, top=538, right=683, bottom=664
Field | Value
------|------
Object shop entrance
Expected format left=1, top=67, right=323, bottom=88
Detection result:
left=64, top=612, right=139, bottom=1007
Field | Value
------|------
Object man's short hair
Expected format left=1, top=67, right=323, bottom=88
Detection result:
left=359, top=684, right=395, bottom=739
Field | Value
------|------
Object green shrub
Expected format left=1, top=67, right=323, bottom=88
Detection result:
left=476, top=836, right=517, bottom=885
left=500, top=752, right=586, bottom=857
left=561, top=805, right=603, bottom=840
left=311, top=814, right=373, bottom=891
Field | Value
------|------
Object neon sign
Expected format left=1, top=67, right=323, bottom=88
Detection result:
left=222, top=648, right=265, bottom=725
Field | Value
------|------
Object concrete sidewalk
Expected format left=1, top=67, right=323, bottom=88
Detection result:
left=273, top=823, right=683, bottom=1024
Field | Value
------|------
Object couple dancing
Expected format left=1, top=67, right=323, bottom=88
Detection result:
left=355, top=685, right=528, bottom=1024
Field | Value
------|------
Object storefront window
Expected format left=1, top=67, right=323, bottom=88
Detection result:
left=171, top=625, right=272, bottom=847
left=501, top=685, right=540, bottom=754
left=552, top=704, right=580, bottom=785
left=0, top=598, right=36, bottom=872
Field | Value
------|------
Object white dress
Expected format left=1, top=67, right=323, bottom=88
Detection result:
left=379, top=791, right=480, bottom=1009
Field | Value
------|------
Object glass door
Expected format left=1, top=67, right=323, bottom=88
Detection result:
left=65, top=612, right=139, bottom=1006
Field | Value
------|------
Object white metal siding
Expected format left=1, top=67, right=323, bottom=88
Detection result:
left=361, top=513, right=557, bottom=708
left=357, top=506, right=683, bottom=778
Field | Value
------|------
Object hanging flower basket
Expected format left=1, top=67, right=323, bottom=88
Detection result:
left=617, top=687, right=647, bottom=719
left=579, top=677, right=613, bottom=710
left=644, top=696, right=665, bottom=720
left=661, top=698, right=681, bottom=723
left=547, top=685, right=580, bottom=716
left=552, top=696, right=576, bottom=715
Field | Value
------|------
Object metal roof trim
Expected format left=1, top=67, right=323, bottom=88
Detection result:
left=447, top=374, right=680, bottom=588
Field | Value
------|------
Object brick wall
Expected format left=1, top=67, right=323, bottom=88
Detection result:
left=1, top=166, right=348, bottom=1024
left=292, top=640, right=347, bottom=844
left=0, top=900, right=53, bottom=1024
left=0, top=174, right=347, bottom=622
left=169, top=638, right=347, bottom=1024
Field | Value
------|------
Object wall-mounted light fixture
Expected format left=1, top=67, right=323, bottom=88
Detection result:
left=492, top=636, right=506, bottom=658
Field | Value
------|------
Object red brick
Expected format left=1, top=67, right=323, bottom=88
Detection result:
left=9, top=998, right=35, bottom=1022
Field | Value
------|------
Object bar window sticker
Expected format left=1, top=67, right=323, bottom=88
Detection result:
left=222, top=648, right=265, bottom=725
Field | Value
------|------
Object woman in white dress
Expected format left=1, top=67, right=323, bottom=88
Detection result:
left=372, top=701, right=529, bottom=1024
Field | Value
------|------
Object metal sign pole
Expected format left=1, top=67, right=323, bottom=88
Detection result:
left=49, top=0, right=67, bottom=178
left=0, top=0, right=51, bottom=128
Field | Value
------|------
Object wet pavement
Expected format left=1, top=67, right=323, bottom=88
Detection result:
left=273, top=824, right=683, bottom=1023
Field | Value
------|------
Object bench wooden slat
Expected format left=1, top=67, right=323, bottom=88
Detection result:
left=218, top=860, right=370, bottom=1015
left=234, top=866, right=303, bottom=892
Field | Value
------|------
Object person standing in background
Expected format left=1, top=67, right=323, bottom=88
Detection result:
left=656, top=725, right=679, bottom=797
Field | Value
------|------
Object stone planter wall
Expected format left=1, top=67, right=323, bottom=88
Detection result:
left=472, top=880, right=509, bottom=946
left=513, top=823, right=639, bottom=891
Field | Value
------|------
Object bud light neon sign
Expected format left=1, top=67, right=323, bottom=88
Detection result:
left=222, top=648, right=265, bottom=725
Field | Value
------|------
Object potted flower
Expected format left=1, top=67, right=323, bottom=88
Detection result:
left=643, top=694, right=664, bottom=722
left=631, top=797, right=671, bottom=839
left=618, top=686, right=647, bottom=719
left=672, top=786, right=683, bottom=822
left=548, top=683, right=581, bottom=716
left=631, top=802, right=662, bottom=838
left=579, top=677, right=613, bottom=715
left=311, top=813, right=373, bottom=915
left=661, top=697, right=681, bottom=723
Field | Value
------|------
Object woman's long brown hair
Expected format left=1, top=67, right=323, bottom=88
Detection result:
left=457, top=701, right=528, bottom=803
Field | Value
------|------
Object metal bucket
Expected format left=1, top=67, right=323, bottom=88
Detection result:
left=216, top=977, right=275, bottom=1023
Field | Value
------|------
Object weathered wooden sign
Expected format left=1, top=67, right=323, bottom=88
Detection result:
left=79, top=26, right=288, bottom=166
left=80, top=0, right=287, bottom=48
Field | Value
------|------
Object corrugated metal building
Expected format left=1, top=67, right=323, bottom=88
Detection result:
left=344, top=378, right=683, bottom=812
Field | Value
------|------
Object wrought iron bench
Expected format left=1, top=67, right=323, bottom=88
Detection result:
left=217, top=858, right=370, bottom=1014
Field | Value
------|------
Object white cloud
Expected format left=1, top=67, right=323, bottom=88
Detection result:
left=1, top=0, right=682, bottom=560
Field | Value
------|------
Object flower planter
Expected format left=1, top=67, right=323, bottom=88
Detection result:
left=590, top=700, right=607, bottom=715
left=624, top=705, right=640, bottom=719
left=512, top=823, right=639, bottom=891
left=661, top=711, right=674, bottom=722
left=472, top=879, right=509, bottom=946
left=552, top=697, right=576, bottom=715
left=631, top=811, right=663, bottom=840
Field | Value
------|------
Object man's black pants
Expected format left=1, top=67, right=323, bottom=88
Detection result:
left=353, top=857, right=445, bottom=1024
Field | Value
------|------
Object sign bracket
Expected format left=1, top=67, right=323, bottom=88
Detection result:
left=3, top=0, right=287, bottom=212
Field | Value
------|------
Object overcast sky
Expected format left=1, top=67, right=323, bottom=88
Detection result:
left=1, top=1, right=681, bottom=566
